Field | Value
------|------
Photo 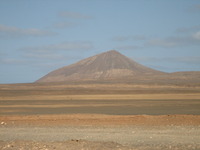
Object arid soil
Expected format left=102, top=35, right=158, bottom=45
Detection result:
left=1, top=114, right=200, bottom=150
left=0, top=140, right=134, bottom=150
left=1, top=125, right=200, bottom=150
left=0, top=83, right=200, bottom=149
left=1, top=114, right=200, bottom=126
left=1, top=115, right=200, bottom=150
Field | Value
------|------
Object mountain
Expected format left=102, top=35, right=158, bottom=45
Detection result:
left=36, top=50, right=165, bottom=83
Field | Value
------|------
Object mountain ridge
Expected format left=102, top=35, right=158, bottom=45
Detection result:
left=36, top=50, right=199, bottom=83
left=36, top=50, right=166, bottom=82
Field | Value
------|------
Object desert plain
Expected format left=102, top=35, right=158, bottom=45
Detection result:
left=0, top=82, right=200, bottom=150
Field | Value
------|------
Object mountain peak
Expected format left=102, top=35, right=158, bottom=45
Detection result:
left=97, top=50, right=121, bottom=57
left=106, top=49, right=119, bottom=53
left=36, top=50, right=164, bottom=82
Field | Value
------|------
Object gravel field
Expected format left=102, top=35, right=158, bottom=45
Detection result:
left=1, top=125, right=200, bottom=150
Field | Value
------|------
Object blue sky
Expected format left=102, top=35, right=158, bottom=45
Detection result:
left=0, top=0, right=200, bottom=83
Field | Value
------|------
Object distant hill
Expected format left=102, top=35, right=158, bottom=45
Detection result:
left=36, top=50, right=200, bottom=85
left=36, top=50, right=165, bottom=83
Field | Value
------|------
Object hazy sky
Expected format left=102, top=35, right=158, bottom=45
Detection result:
left=0, top=0, right=200, bottom=83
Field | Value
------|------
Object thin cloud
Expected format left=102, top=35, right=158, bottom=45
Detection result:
left=147, top=38, right=179, bottom=47
left=59, top=11, right=93, bottom=19
left=176, top=25, right=200, bottom=33
left=21, top=41, right=94, bottom=53
left=25, top=53, right=65, bottom=60
left=135, top=56, right=200, bottom=65
left=146, top=31, right=200, bottom=48
left=0, top=52, right=6, bottom=57
left=195, top=4, right=200, bottom=10
left=0, top=58, right=25, bottom=64
left=0, top=24, right=56, bottom=38
left=177, top=56, right=200, bottom=65
left=192, top=31, right=200, bottom=40
left=113, top=35, right=147, bottom=42
left=114, top=45, right=141, bottom=50
left=53, top=22, right=77, bottom=29
left=189, top=4, right=200, bottom=12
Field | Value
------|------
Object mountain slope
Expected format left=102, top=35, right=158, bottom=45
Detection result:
left=36, top=50, right=165, bottom=83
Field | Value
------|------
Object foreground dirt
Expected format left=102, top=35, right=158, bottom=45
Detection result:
left=0, top=83, right=200, bottom=149
left=0, top=114, right=200, bottom=150
left=1, top=137, right=199, bottom=150
left=0, top=124, right=200, bottom=150
left=0, top=140, right=134, bottom=150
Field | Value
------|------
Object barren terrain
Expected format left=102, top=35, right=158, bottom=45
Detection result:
left=0, top=83, right=200, bottom=149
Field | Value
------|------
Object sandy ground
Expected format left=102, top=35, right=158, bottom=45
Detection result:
left=1, top=125, right=200, bottom=150
left=0, top=83, right=200, bottom=149
left=0, top=114, right=200, bottom=150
